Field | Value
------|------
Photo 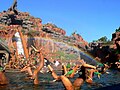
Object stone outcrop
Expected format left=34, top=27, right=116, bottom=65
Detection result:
left=0, top=7, right=89, bottom=63
left=0, top=8, right=88, bottom=50
left=112, top=31, right=120, bottom=43
left=42, top=23, right=66, bottom=35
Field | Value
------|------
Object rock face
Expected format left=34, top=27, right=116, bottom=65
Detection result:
left=0, top=7, right=89, bottom=63
left=0, top=11, right=42, bottom=31
left=42, top=23, right=66, bottom=35
left=0, top=9, right=88, bottom=50
left=112, top=31, right=120, bottom=43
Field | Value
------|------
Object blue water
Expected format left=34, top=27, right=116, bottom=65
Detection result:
left=0, top=50, right=120, bottom=90
left=0, top=68, right=120, bottom=90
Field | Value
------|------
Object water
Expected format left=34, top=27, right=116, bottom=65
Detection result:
left=2, top=70, right=64, bottom=90
left=0, top=69, right=120, bottom=90
left=79, top=51, right=120, bottom=89
left=80, top=52, right=98, bottom=66
left=14, top=32, right=24, bottom=55
left=81, top=69, right=120, bottom=90
left=1, top=47, right=120, bottom=90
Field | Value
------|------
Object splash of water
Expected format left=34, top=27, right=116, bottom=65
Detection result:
left=14, top=32, right=24, bottom=55
left=34, top=37, right=99, bottom=66
left=69, top=46, right=99, bottom=66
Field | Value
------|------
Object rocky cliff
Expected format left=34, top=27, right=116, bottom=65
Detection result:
left=0, top=7, right=89, bottom=62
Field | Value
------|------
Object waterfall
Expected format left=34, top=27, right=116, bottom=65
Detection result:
left=15, top=32, right=24, bottom=55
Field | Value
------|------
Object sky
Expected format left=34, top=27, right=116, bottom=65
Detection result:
left=0, top=0, right=120, bottom=42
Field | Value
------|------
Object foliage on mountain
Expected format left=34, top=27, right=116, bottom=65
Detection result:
left=115, top=27, right=120, bottom=32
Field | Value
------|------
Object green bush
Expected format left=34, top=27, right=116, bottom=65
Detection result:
left=52, top=51, right=78, bottom=61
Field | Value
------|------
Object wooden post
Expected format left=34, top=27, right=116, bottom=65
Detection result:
left=18, top=29, right=29, bottom=59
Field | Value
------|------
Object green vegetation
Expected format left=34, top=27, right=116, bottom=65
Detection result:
left=115, top=27, right=120, bottom=32
left=92, top=26, right=120, bottom=45
left=98, top=36, right=108, bottom=42
left=52, top=51, right=78, bottom=61
left=92, top=36, right=112, bottom=46
left=27, top=30, right=39, bottom=37
left=21, top=29, right=26, bottom=35
left=92, top=36, right=111, bottom=43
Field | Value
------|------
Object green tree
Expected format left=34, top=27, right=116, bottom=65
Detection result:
left=92, top=40, right=97, bottom=42
left=115, top=27, right=120, bottom=32
left=98, top=36, right=107, bottom=42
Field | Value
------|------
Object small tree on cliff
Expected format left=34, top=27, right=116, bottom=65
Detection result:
left=115, top=27, right=120, bottom=32
left=92, top=36, right=112, bottom=45
left=98, top=36, right=108, bottom=42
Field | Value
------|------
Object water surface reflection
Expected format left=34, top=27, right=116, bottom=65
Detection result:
left=1, top=69, right=120, bottom=90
